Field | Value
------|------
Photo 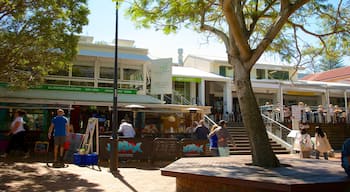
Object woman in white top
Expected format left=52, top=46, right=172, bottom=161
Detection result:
left=1, top=110, right=29, bottom=158
left=315, top=126, right=332, bottom=160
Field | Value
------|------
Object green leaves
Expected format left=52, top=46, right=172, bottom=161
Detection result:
left=0, top=0, right=89, bottom=88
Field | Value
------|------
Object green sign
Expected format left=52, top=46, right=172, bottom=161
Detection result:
left=0, top=82, right=137, bottom=94
left=172, top=77, right=201, bottom=83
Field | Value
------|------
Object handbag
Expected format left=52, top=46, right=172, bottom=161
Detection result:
left=218, top=147, right=230, bottom=157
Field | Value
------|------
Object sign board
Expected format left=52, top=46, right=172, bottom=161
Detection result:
left=150, top=58, right=172, bottom=95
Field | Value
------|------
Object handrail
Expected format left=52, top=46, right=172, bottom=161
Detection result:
left=204, top=115, right=217, bottom=125
left=261, top=113, right=292, bottom=133
left=261, top=113, right=293, bottom=150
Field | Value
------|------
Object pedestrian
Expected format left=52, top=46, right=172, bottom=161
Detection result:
left=216, top=120, right=235, bottom=156
left=208, top=124, right=219, bottom=156
left=194, top=119, right=209, bottom=140
left=118, top=119, right=135, bottom=138
left=48, top=109, right=69, bottom=167
left=341, top=138, right=350, bottom=177
left=1, top=110, right=29, bottom=158
left=314, top=126, right=332, bottom=160
left=299, top=128, right=312, bottom=158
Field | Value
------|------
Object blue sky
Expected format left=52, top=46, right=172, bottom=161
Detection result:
left=81, top=0, right=227, bottom=62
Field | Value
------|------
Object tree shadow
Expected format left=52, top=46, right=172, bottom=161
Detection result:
left=0, top=161, right=103, bottom=192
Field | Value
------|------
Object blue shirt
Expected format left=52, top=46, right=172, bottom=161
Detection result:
left=51, top=115, right=68, bottom=136
left=341, top=138, right=350, bottom=171
left=209, top=134, right=218, bottom=149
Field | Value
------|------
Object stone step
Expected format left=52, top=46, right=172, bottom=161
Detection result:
left=226, top=126, right=290, bottom=155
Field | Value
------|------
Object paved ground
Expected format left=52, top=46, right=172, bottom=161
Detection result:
left=0, top=152, right=346, bottom=192
left=0, top=155, right=176, bottom=192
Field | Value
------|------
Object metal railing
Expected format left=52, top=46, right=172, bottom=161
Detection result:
left=203, top=114, right=217, bottom=130
left=261, top=113, right=293, bottom=151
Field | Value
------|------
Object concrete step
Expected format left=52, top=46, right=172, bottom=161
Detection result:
left=226, top=126, right=290, bottom=155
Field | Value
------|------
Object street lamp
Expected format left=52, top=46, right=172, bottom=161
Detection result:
left=110, top=1, right=119, bottom=173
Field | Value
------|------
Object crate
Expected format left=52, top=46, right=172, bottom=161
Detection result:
left=73, top=153, right=87, bottom=166
left=87, top=153, right=98, bottom=165
left=73, top=153, right=98, bottom=166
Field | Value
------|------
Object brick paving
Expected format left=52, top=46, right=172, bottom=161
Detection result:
left=0, top=153, right=347, bottom=192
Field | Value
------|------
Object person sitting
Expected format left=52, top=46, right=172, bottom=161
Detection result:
left=118, top=119, right=135, bottom=138
left=142, top=124, right=158, bottom=134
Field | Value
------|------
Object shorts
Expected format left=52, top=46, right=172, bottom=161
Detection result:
left=54, top=136, right=66, bottom=146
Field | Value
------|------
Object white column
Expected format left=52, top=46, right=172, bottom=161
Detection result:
left=325, top=88, right=331, bottom=123
left=279, top=84, right=284, bottom=121
left=198, top=80, right=205, bottom=106
left=190, top=82, right=196, bottom=105
left=345, top=90, right=348, bottom=123
left=223, top=81, right=232, bottom=115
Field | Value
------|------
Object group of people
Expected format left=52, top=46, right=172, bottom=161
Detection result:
left=293, top=125, right=332, bottom=160
left=1, top=108, right=70, bottom=168
left=188, top=119, right=235, bottom=157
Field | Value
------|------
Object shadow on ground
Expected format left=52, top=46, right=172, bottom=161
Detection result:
left=0, top=160, right=102, bottom=192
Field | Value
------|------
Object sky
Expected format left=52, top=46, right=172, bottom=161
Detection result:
left=81, top=0, right=228, bottom=63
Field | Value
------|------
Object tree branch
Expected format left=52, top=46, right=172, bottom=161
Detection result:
left=222, top=0, right=251, bottom=61
left=249, top=0, right=310, bottom=68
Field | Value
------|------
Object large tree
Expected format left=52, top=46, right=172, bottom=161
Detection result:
left=116, top=0, right=350, bottom=167
left=0, top=0, right=89, bottom=88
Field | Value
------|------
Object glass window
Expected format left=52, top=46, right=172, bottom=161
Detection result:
left=268, top=70, right=289, bottom=80
left=219, top=66, right=226, bottom=76
left=100, top=67, right=114, bottom=79
left=72, top=65, right=94, bottom=78
left=256, top=69, right=266, bottom=79
left=123, top=68, right=143, bottom=81
left=49, top=68, right=69, bottom=76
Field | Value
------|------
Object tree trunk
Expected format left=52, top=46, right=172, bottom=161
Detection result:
left=233, top=59, right=280, bottom=168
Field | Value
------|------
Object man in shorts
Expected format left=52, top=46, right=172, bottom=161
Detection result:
left=48, top=109, right=69, bottom=167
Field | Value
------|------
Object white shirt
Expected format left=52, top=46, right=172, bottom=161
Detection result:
left=118, top=122, right=135, bottom=138
left=11, top=117, right=25, bottom=134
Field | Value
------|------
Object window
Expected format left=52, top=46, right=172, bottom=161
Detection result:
left=100, top=67, right=114, bottom=79
left=123, top=68, right=143, bottom=81
left=219, top=66, right=233, bottom=77
left=268, top=70, right=289, bottom=80
left=72, top=62, right=94, bottom=78
left=256, top=69, right=266, bottom=79
left=219, top=66, right=226, bottom=76
left=49, top=69, right=69, bottom=76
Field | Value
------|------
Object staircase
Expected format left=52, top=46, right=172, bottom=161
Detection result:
left=227, top=126, right=290, bottom=155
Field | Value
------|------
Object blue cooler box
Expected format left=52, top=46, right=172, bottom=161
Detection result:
left=73, top=153, right=87, bottom=166
left=86, top=153, right=98, bottom=165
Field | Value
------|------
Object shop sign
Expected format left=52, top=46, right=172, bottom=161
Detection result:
left=0, top=82, right=137, bottom=94
left=172, top=77, right=201, bottom=83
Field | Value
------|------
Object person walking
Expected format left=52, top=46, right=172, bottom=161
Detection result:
left=314, top=126, right=332, bottom=160
left=1, top=110, right=29, bottom=158
left=118, top=119, right=136, bottom=138
left=215, top=120, right=235, bottom=156
left=208, top=124, right=219, bottom=156
left=48, top=109, right=69, bottom=167
left=299, top=128, right=312, bottom=158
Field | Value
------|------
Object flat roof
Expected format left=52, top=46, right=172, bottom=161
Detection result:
left=79, top=50, right=150, bottom=61
left=172, top=66, right=230, bottom=81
